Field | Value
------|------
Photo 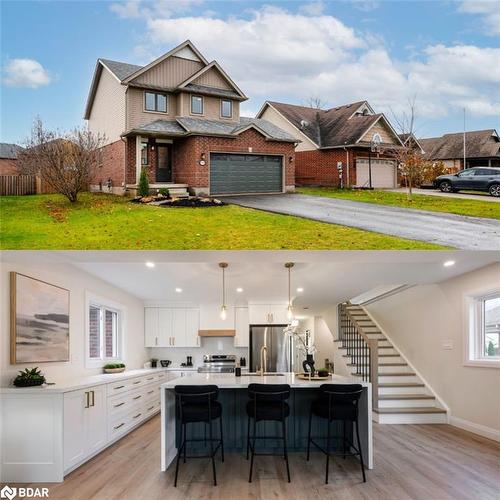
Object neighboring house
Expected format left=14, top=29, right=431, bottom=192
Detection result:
left=419, top=129, right=500, bottom=171
left=398, top=133, right=424, bottom=153
left=85, top=40, right=297, bottom=196
left=0, top=143, right=24, bottom=175
left=257, top=101, right=404, bottom=188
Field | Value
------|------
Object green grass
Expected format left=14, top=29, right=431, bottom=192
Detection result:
left=0, top=193, right=445, bottom=250
left=297, top=187, right=500, bottom=220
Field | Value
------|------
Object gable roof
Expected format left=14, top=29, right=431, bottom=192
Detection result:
left=420, top=129, right=500, bottom=160
left=125, top=116, right=298, bottom=142
left=0, top=143, right=24, bottom=159
left=100, top=59, right=142, bottom=81
left=122, top=40, right=209, bottom=84
left=177, top=61, right=247, bottom=99
left=258, top=101, right=402, bottom=149
left=398, top=133, right=424, bottom=152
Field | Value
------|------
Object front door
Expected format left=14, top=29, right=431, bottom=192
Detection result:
left=156, top=144, right=172, bottom=182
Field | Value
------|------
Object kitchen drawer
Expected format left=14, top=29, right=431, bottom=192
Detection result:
left=108, top=386, right=147, bottom=417
left=108, top=406, right=146, bottom=441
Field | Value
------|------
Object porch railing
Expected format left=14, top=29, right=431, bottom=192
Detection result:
left=337, top=302, right=379, bottom=409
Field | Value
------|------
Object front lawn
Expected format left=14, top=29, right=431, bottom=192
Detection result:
left=297, top=187, right=500, bottom=219
left=0, top=193, right=445, bottom=250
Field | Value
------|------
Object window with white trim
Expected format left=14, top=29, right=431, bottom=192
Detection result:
left=87, top=297, right=123, bottom=365
left=466, top=290, right=500, bottom=365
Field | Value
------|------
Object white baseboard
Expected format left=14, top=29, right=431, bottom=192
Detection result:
left=450, top=416, right=500, bottom=443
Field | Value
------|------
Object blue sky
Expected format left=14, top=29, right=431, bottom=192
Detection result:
left=1, top=0, right=499, bottom=144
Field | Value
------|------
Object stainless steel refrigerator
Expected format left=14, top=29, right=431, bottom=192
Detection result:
left=249, top=325, right=296, bottom=373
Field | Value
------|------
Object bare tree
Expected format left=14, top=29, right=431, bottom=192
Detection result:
left=387, top=98, right=427, bottom=201
left=19, top=118, right=105, bottom=203
left=305, top=96, right=327, bottom=109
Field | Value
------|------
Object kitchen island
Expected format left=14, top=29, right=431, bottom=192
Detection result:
left=160, top=373, right=373, bottom=471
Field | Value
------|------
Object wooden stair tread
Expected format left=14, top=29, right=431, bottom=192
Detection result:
left=379, top=354, right=400, bottom=357
left=379, top=394, right=435, bottom=400
left=379, top=382, right=425, bottom=387
left=374, top=407, right=446, bottom=414
left=378, top=372, right=416, bottom=376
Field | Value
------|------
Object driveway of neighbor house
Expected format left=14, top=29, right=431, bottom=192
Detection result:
left=388, top=188, right=500, bottom=202
left=224, top=194, right=500, bottom=250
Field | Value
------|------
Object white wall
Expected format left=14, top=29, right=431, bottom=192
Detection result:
left=0, top=260, right=148, bottom=386
left=365, top=263, right=500, bottom=435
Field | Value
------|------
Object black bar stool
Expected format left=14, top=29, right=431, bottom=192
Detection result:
left=174, top=385, right=223, bottom=487
left=306, top=384, right=366, bottom=484
left=246, top=383, right=291, bottom=483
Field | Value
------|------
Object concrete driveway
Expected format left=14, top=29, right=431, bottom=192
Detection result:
left=224, top=194, right=500, bottom=250
left=388, top=188, right=500, bottom=202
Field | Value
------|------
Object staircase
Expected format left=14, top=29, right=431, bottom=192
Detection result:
left=337, top=303, right=447, bottom=424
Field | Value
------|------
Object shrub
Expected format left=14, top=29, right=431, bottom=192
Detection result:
left=138, top=168, right=149, bottom=197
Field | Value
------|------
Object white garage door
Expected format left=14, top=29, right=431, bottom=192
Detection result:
left=356, top=158, right=397, bottom=188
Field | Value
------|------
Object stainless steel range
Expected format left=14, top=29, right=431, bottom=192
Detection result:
left=198, top=354, right=236, bottom=373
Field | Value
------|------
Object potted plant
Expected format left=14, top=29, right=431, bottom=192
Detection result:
left=13, top=367, right=46, bottom=387
left=103, top=363, right=126, bottom=374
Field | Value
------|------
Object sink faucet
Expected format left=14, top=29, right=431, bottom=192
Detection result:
left=259, top=345, right=268, bottom=376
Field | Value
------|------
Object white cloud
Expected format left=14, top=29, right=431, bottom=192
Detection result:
left=459, top=1, right=500, bottom=35
left=110, top=0, right=203, bottom=19
left=299, top=2, right=325, bottom=16
left=3, top=58, right=52, bottom=88
left=112, top=4, right=500, bottom=121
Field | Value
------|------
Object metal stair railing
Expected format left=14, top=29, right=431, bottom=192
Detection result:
left=337, top=303, right=379, bottom=409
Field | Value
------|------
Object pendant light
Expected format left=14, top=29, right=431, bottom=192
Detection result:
left=285, top=262, right=294, bottom=321
left=219, top=262, right=228, bottom=320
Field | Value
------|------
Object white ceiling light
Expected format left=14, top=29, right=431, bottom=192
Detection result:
left=145, top=262, right=155, bottom=268
left=219, top=262, right=228, bottom=320
left=285, top=262, right=294, bottom=321
left=236, top=287, right=243, bottom=293
left=296, top=287, right=304, bottom=293
left=175, top=287, right=183, bottom=293
left=443, top=260, right=456, bottom=267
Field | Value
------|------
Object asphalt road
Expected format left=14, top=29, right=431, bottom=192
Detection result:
left=224, top=194, right=500, bottom=250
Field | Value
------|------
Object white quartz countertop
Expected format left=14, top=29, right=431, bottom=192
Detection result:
left=0, top=367, right=170, bottom=394
left=161, top=372, right=370, bottom=389
left=165, top=366, right=198, bottom=371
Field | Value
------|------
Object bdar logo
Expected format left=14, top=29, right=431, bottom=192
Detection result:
left=0, top=485, right=16, bottom=500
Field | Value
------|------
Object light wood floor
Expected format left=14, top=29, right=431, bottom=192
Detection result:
left=15, top=416, right=500, bottom=500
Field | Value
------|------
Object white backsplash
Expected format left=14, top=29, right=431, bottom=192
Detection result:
left=148, top=337, right=248, bottom=368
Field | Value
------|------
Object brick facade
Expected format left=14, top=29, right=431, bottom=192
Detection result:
left=295, top=148, right=397, bottom=187
left=125, top=128, right=295, bottom=195
left=91, top=139, right=126, bottom=194
left=0, top=158, right=20, bottom=175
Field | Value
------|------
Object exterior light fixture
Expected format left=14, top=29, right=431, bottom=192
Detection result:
left=285, top=262, right=295, bottom=322
left=219, top=262, right=228, bottom=320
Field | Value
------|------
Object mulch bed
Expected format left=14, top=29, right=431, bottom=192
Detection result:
left=129, top=196, right=225, bottom=208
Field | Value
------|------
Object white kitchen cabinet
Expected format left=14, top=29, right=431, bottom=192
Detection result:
left=171, top=309, right=185, bottom=347
left=63, top=385, right=107, bottom=472
left=144, top=307, right=159, bottom=347
left=185, top=308, right=200, bottom=347
left=234, top=307, right=249, bottom=348
left=200, top=304, right=235, bottom=330
left=158, top=308, right=174, bottom=347
left=249, top=304, right=289, bottom=325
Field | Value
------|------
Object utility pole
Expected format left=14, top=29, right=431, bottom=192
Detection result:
left=463, top=108, right=466, bottom=170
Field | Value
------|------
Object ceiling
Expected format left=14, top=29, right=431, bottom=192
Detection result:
left=2, top=251, right=498, bottom=315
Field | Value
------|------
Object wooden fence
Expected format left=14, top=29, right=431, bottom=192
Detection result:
left=0, top=175, right=56, bottom=196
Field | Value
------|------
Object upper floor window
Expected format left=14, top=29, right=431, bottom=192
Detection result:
left=221, top=99, right=232, bottom=118
left=145, top=92, right=167, bottom=113
left=465, top=290, right=500, bottom=367
left=86, top=293, right=123, bottom=367
left=191, top=95, right=203, bottom=115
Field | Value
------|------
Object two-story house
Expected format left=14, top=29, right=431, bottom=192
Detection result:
left=84, top=40, right=298, bottom=196
left=257, top=101, right=404, bottom=188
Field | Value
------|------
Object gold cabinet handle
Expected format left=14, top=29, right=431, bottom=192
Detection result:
left=90, top=390, right=95, bottom=407
left=147, top=390, right=154, bottom=395
left=133, top=381, right=141, bottom=385
left=133, top=395, right=142, bottom=400
left=84, top=391, right=90, bottom=408
left=114, top=402, right=125, bottom=408
left=147, top=405, right=154, bottom=411
left=114, top=385, right=125, bottom=390
left=114, top=423, right=125, bottom=430
left=147, top=377, right=154, bottom=381
left=133, top=413, right=142, bottom=419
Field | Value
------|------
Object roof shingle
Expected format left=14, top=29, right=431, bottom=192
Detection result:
left=0, top=143, right=24, bottom=159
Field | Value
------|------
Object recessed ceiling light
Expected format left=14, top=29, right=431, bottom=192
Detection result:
left=145, top=262, right=155, bottom=268
left=443, top=260, right=456, bottom=267
left=175, top=287, right=183, bottom=293
left=296, top=287, right=304, bottom=293
left=236, top=287, right=243, bottom=293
